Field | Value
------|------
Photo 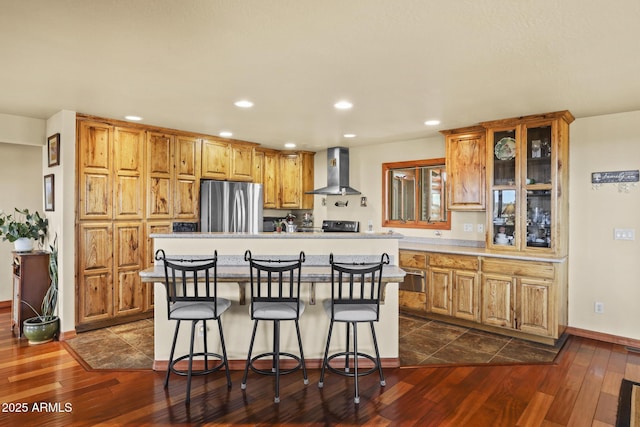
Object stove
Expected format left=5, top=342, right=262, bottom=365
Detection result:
left=321, top=220, right=360, bottom=232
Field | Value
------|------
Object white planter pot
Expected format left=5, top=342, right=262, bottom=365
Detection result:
left=14, top=238, right=34, bottom=252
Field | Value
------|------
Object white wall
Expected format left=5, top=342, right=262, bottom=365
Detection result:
left=569, top=111, right=640, bottom=340
left=311, top=136, right=486, bottom=240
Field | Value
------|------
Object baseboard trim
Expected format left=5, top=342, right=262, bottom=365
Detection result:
left=58, top=329, right=77, bottom=341
left=566, top=326, right=640, bottom=349
left=0, top=300, right=11, bottom=309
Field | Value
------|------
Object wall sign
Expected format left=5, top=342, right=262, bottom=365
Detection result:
left=591, top=170, right=639, bottom=184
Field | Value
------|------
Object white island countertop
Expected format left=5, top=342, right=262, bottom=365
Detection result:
left=150, top=231, right=404, bottom=239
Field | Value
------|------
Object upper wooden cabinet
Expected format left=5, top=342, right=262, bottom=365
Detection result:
left=279, top=151, right=314, bottom=209
left=174, top=135, right=200, bottom=219
left=78, top=121, right=113, bottom=220
left=229, top=142, right=254, bottom=181
left=482, top=111, right=574, bottom=256
left=113, top=127, right=145, bottom=220
left=253, top=148, right=280, bottom=208
left=146, top=132, right=174, bottom=218
left=441, top=126, right=486, bottom=211
left=201, top=138, right=229, bottom=179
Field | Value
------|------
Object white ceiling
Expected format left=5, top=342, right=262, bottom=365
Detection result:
left=1, top=0, right=639, bottom=150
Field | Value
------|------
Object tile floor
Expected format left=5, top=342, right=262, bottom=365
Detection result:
left=399, top=313, right=566, bottom=366
left=65, top=314, right=566, bottom=370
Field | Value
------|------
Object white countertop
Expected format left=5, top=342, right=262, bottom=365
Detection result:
left=151, top=231, right=404, bottom=239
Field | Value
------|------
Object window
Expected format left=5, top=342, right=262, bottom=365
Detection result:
left=382, top=158, right=450, bottom=230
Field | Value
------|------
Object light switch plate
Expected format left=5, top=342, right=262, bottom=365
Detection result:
left=614, top=228, right=635, bottom=240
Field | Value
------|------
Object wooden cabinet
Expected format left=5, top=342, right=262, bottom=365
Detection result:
left=253, top=148, right=280, bottom=208
left=229, top=143, right=254, bottom=181
left=482, top=111, right=574, bottom=256
left=400, top=248, right=566, bottom=345
left=442, top=126, right=486, bottom=210
left=12, top=252, right=50, bottom=337
left=481, top=257, right=559, bottom=339
left=113, top=127, right=145, bottom=220
left=279, top=151, right=314, bottom=209
left=427, top=254, right=480, bottom=322
left=146, top=132, right=174, bottom=218
left=114, top=222, right=144, bottom=317
left=201, top=138, right=229, bottom=179
left=78, top=121, right=112, bottom=220
left=174, top=135, right=200, bottom=219
left=398, top=250, right=428, bottom=313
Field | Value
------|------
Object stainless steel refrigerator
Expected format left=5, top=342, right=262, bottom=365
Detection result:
left=200, top=180, right=263, bottom=232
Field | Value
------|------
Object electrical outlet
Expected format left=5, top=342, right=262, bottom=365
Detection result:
left=463, top=223, right=473, bottom=232
left=594, top=302, right=604, bottom=314
left=614, top=228, right=635, bottom=240
left=477, top=224, right=484, bottom=233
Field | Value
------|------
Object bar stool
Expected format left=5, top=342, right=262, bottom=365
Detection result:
left=241, top=250, right=308, bottom=403
left=155, top=249, right=232, bottom=404
left=318, top=253, right=390, bottom=404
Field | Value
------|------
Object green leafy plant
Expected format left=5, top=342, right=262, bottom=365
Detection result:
left=22, top=234, right=58, bottom=322
left=0, top=208, right=48, bottom=244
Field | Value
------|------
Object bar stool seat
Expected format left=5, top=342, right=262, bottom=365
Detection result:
left=318, top=253, right=390, bottom=404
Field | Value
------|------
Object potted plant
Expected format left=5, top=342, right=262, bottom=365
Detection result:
left=0, top=208, right=48, bottom=252
left=22, top=235, right=59, bottom=344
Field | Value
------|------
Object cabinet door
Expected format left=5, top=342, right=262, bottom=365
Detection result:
left=263, top=150, right=279, bottom=208
left=428, top=267, right=453, bottom=316
left=78, top=121, right=113, bottom=220
left=144, top=221, right=172, bottom=312
left=445, top=128, right=486, bottom=210
left=114, top=222, right=144, bottom=317
left=175, top=136, right=200, bottom=219
left=229, top=143, right=254, bottom=181
left=453, top=270, right=479, bottom=322
left=279, top=153, right=302, bottom=208
left=517, top=278, right=552, bottom=336
left=77, top=223, right=114, bottom=324
left=253, top=149, right=264, bottom=184
left=113, top=127, right=145, bottom=219
left=147, top=132, right=174, bottom=218
left=481, top=274, right=514, bottom=329
left=201, top=138, right=229, bottom=179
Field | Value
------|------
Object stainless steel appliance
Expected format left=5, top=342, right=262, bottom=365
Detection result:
left=321, top=220, right=359, bottom=232
left=400, top=269, right=426, bottom=292
left=200, top=180, right=263, bottom=232
left=307, top=147, right=361, bottom=195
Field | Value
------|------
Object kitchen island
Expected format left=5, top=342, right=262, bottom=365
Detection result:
left=140, top=231, right=405, bottom=371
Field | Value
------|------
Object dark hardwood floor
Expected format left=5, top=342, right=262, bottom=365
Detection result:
left=1, top=308, right=638, bottom=426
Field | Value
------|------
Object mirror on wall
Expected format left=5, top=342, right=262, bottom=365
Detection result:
left=382, top=158, right=450, bottom=230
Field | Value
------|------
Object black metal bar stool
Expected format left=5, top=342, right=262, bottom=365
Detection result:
left=318, top=253, right=390, bottom=404
left=155, top=249, right=232, bottom=404
left=241, top=250, right=308, bottom=403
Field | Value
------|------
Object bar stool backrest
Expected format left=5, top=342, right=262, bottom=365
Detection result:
left=155, top=249, right=220, bottom=319
left=244, top=250, right=305, bottom=319
left=328, top=253, right=390, bottom=321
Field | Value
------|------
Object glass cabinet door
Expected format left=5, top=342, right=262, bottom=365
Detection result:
left=526, top=190, right=551, bottom=248
left=492, top=129, right=517, bottom=186
left=491, top=189, right=516, bottom=246
left=525, top=125, right=552, bottom=185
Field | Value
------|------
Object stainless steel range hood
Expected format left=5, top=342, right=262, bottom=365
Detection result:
left=307, top=147, right=361, bottom=195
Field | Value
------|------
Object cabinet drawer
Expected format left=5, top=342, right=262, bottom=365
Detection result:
left=482, top=258, right=555, bottom=280
left=429, top=253, right=479, bottom=271
left=399, top=250, right=427, bottom=269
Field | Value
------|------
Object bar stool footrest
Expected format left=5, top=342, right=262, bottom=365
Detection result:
left=169, top=352, right=227, bottom=377
left=324, top=351, right=379, bottom=378
left=249, top=351, right=303, bottom=376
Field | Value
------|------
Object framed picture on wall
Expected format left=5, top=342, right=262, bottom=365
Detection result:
left=47, top=133, right=60, bottom=167
left=44, top=174, right=55, bottom=211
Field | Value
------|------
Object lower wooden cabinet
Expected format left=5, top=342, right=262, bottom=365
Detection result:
left=398, top=250, right=428, bottom=314
left=399, top=248, right=566, bottom=345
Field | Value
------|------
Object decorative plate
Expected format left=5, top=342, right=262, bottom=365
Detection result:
left=495, top=137, right=516, bottom=160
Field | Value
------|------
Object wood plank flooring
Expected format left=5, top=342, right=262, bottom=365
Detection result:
left=1, top=308, right=639, bottom=426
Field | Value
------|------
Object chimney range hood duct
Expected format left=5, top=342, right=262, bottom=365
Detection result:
left=307, top=146, right=361, bottom=195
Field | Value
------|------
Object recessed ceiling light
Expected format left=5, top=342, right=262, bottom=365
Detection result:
left=125, top=115, right=142, bottom=121
left=219, top=131, right=233, bottom=137
left=424, top=119, right=440, bottom=126
left=284, top=142, right=296, bottom=148
left=234, top=100, right=254, bottom=108
left=343, top=134, right=356, bottom=138
left=334, top=100, right=353, bottom=110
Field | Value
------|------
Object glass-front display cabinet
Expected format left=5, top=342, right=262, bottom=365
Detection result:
left=482, top=111, right=574, bottom=256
